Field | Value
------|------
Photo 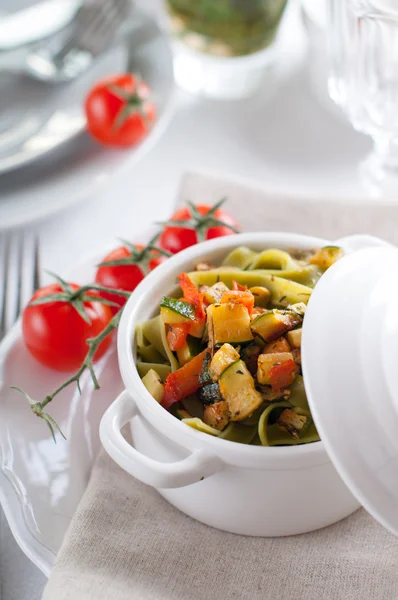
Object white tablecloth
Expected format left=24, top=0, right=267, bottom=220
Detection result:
left=0, top=0, right=375, bottom=597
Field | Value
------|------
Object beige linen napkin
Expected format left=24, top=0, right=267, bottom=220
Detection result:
left=43, top=171, right=398, bottom=600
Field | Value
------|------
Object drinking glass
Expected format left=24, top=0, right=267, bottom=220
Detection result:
left=166, top=0, right=289, bottom=99
left=327, top=0, right=398, bottom=195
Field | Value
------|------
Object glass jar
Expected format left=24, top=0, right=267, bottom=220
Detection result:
left=167, top=0, right=289, bottom=99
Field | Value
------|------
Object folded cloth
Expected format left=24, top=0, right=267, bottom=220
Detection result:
left=43, top=170, right=398, bottom=600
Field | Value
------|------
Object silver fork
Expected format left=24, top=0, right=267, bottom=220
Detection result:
left=0, top=233, right=40, bottom=341
left=3, top=0, right=132, bottom=83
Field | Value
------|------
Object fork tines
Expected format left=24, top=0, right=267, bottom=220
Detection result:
left=0, top=232, right=40, bottom=340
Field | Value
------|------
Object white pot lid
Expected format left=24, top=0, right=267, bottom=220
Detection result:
left=302, top=238, right=398, bottom=536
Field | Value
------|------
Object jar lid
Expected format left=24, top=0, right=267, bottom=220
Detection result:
left=302, top=237, right=398, bottom=536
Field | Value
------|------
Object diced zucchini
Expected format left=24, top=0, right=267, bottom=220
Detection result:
left=263, top=336, right=291, bottom=354
left=200, top=282, right=230, bottom=305
left=182, top=418, right=221, bottom=436
left=257, top=352, right=294, bottom=385
left=289, top=302, right=306, bottom=317
left=160, top=297, right=195, bottom=324
left=209, top=343, right=240, bottom=381
left=249, top=286, right=271, bottom=307
left=203, top=400, right=230, bottom=430
left=309, top=246, right=344, bottom=270
left=219, top=360, right=263, bottom=421
left=199, top=383, right=222, bottom=405
left=251, top=309, right=302, bottom=343
left=276, top=408, right=311, bottom=439
left=207, top=303, right=253, bottom=347
left=176, top=335, right=203, bottom=366
left=188, top=270, right=313, bottom=306
left=286, top=328, right=302, bottom=348
left=141, top=369, right=165, bottom=403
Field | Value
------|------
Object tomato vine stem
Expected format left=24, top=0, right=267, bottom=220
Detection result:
left=11, top=285, right=130, bottom=442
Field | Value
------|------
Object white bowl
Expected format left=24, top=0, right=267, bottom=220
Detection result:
left=100, top=232, right=362, bottom=537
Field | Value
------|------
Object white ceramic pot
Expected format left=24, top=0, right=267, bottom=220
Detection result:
left=100, top=232, right=386, bottom=537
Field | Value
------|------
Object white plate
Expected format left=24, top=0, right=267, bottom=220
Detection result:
left=0, top=255, right=125, bottom=576
left=0, top=8, right=175, bottom=230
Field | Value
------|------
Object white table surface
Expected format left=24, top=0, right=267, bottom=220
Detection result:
left=0, top=0, right=374, bottom=598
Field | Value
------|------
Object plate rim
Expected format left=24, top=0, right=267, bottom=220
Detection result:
left=0, top=10, right=176, bottom=231
left=0, top=323, right=55, bottom=576
left=0, top=225, right=160, bottom=576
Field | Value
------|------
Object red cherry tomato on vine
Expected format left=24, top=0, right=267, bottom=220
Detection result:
left=85, top=74, right=156, bottom=147
left=95, top=245, right=168, bottom=314
left=22, top=284, right=113, bottom=372
left=159, top=203, right=240, bottom=254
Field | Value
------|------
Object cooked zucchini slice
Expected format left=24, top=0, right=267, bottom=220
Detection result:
left=188, top=270, right=313, bottom=306
left=257, top=352, right=295, bottom=385
left=286, top=328, right=302, bottom=349
left=263, top=336, right=291, bottom=354
left=251, top=309, right=302, bottom=343
left=219, top=359, right=263, bottom=421
left=209, top=343, right=240, bottom=381
left=249, top=286, right=271, bottom=307
left=176, top=335, right=203, bottom=366
left=160, top=297, right=195, bottom=324
left=200, top=282, right=230, bottom=305
left=141, top=369, right=165, bottom=403
left=203, top=400, right=230, bottom=430
left=276, top=408, right=311, bottom=439
left=207, top=303, right=253, bottom=347
left=289, top=302, right=306, bottom=317
left=309, top=246, right=344, bottom=270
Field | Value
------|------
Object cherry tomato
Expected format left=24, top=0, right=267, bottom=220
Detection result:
left=95, top=245, right=167, bottom=314
left=159, top=204, right=240, bottom=254
left=85, top=74, right=156, bottom=147
left=22, top=284, right=113, bottom=372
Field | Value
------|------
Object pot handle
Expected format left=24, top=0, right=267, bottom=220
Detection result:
left=100, top=390, right=224, bottom=489
left=334, top=234, right=392, bottom=253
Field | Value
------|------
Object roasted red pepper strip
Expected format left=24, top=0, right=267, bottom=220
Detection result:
left=232, top=280, right=248, bottom=292
left=163, top=349, right=209, bottom=409
left=220, top=290, right=254, bottom=315
left=166, top=323, right=191, bottom=351
left=269, top=359, right=298, bottom=392
left=178, top=273, right=206, bottom=323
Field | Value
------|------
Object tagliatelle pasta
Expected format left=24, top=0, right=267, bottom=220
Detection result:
left=135, top=245, right=344, bottom=446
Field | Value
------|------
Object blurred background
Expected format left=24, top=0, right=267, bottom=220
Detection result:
left=1, top=0, right=398, bottom=598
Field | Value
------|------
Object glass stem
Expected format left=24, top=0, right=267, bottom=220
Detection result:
left=372, top=135, right=398, bottom=171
